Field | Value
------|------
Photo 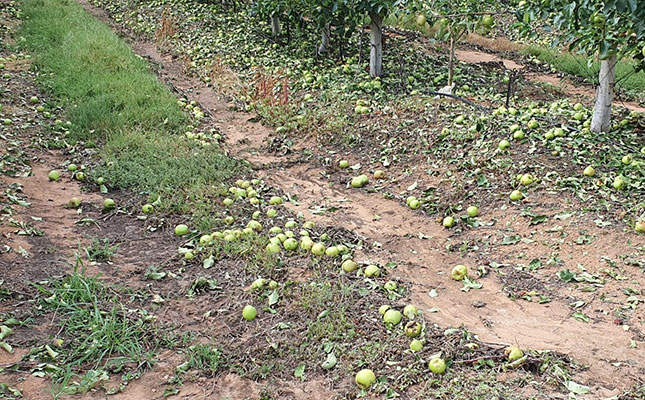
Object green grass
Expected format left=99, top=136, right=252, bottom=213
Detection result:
left=522, top=45, right=645, bottom=96
left=31, top=259, right=160, bottom=397
left=20, top=0, right=244, bottom=217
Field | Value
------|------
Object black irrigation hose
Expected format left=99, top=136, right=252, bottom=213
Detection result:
left=421, top=89, right=491, bottom=113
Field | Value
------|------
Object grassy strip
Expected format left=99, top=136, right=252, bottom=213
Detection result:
left=19, top=0, right=243, bottom=217
left=522, top=45, right=645, bottom=93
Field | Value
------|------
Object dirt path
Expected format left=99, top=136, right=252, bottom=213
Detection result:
left=72, top=2, right=645, bottom=399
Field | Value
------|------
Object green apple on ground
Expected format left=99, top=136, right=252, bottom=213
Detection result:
left=583, top=166, right=596, bottom=177
left=613, top=176, right=626, bottom=190
left=67, top=163, right=77, bottom=171
left=48, top=170, right=60, bottom=181
left=269, top=196, right=282, bottom=205
left=403, top=304, right=417, bottom=319
left=355, top=369, right=376, bottom=389
left=283, top=238, right=298, bottom=251
left=364, top=264, right=380, bottom=277
left=300, top=236, right=314, bottom=250
left=103, top=198, right=116, bottom=210
left=506, top=346, right=523, bottom=361
left=184, top=251, right=194, bottom=260
left=266, top=242, right=281, bottom=253
left=141, top=203, right=153, bottom=214
left=409, top=198, right=421, bottom=209
left=451, top=264, right=468, bottom=281
left=339, top=159, right=349, bottom=169
left=251, top=278, right=266, bottom=290
left=68, top=197, right=81, bottom=208
left=410, top=339, right=423, bottom=352
left=442, top=216, right=455, bottom=228
left=622, top=155, right=632, bottom=165
left=482, top=15, right=494, bottom=27
left=520, top=173, right=533, bottom=186
left=311, top=243, right=326, bottom=256
left=428, top=358, right=446, bottom=374
left=75, top=171, right=85, bottom=181
left=635, top=220, right=645, bottom=233
left=342, top=259, right=358, bottom=272
left=466, top=206, right=479, bottom=217
left=351, top=174, right=369, bottom=188
left=242, top=305, right=257, bottom=321
left=378, top=305, right=390, bottom=315
left=384, top=281, right=397, bottom=291
left=174, top=224, right=188, bottom=236
left=510, top=190, right=523, bottom=201
left=199, top=234, right=212, bottom=245
left=383, top=309, right=402, bottom=326
left=498, top=139, right=510, bottom=150
left=325, top=246, right=340, bottom=257
left=373, top=170, right=385, bottom=180
left=513, top=130, right=525, bottom=140
left=416, top=14, right=426, bottom=27
left=404, top=321, right=422, bottom=338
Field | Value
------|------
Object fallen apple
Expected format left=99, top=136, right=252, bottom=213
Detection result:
left=513, top=130, right=525, bottom=140
left=378, top=305, right=391, bottom=315
left=141, top=204, right=154, bottom=214
left=409, top=199, right=421, bottom=209
left=67, top=164, right=77, bottom=172
left=339, top=160, right=349, bottom=169
left=325, top=246, right=340, bottom=257
left=269, top=196, right=283, bottom=205
left=583, top=166, right=595, bottom=177
left=442, top=216, right=455, bottom=228
left=174, top=224, right=189, bottom=236
left=364, top=264, right=380, bottom=277
left=283, top=238, right=298, bottom=251
left=300, top=237, right=314, bottom=250
left=416, top=14, right=426, bottom=27
left=103, top=198, right=116, bottom=210
left=251, top=278, right=266, bottom=290
left=311, top=243, right=326, bottom=256
left=374, top=170, right=385, bottom=180
left=384, top=281, right=397, bottom=291
left=355, top=369, right=376, bottom=389
left=266, top=242, right=281, bottom=253
left=527, top=119, right=538, bottom=129
left=223, top=198, right=234, bottom=206
left=383, top=309, right=402, bottom=326
left=505, top=345, right=523, bottom=361
left=410, top=339, right=423, bottom=352
left=405, top=321, right=422, bottom=338
left=403, top=304, right=417, bottom=319
left=498, top=139, right=510, bottom=150
left=635, top=220, right=645, bottom=233
left=451, top=264, right=468, bottom=281
left=242, top=305, right=257, bottom=321
left=466, top=206, right=478, bottom=217
left=75, top=171, right=85, bottom=181
left=199, top=234, right=212, bottom=245
left=428, top=358, right=446, bottom=374
left=342, top=259, right=358, bottom=272
left=48, top=170, right=60, bottom=181
left=613, top=176, right=625, bottom=190
left=520, top=173, right=533, bottom=186
left=622, top=155, right=632, bottom=165
left=68, top=197, right=81, bottom=208
left=351, top=174, right=369, bottom=188
left=510, top=190, right=523, bottom=201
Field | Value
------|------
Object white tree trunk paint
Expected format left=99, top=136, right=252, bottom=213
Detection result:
left=591, top=54, right=617, bottom=133
left=271, top=14, right=281, bottom=37
left=369, top=13, right=383, bottom=77
left=318, top=24, right=331, bottom=55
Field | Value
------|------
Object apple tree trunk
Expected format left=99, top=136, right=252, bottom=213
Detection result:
left=369, top=13, right=383, bottom=78
left=590, top=54, right=617, bottom=133
left=271, top=14, right=281, bottom=37
left=318, top=24, right=331, bottom=55
left=447, top=33, right=455, bottom=87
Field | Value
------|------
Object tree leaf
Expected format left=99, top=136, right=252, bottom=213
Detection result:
left=321, top=352, right=337, bottom=370
left=294, top=363, right=305, bottom=381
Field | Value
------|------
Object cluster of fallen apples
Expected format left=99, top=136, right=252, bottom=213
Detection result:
left=342, top=100, right=645, bottom=233
left=165, top=178, right=528, bottom=389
